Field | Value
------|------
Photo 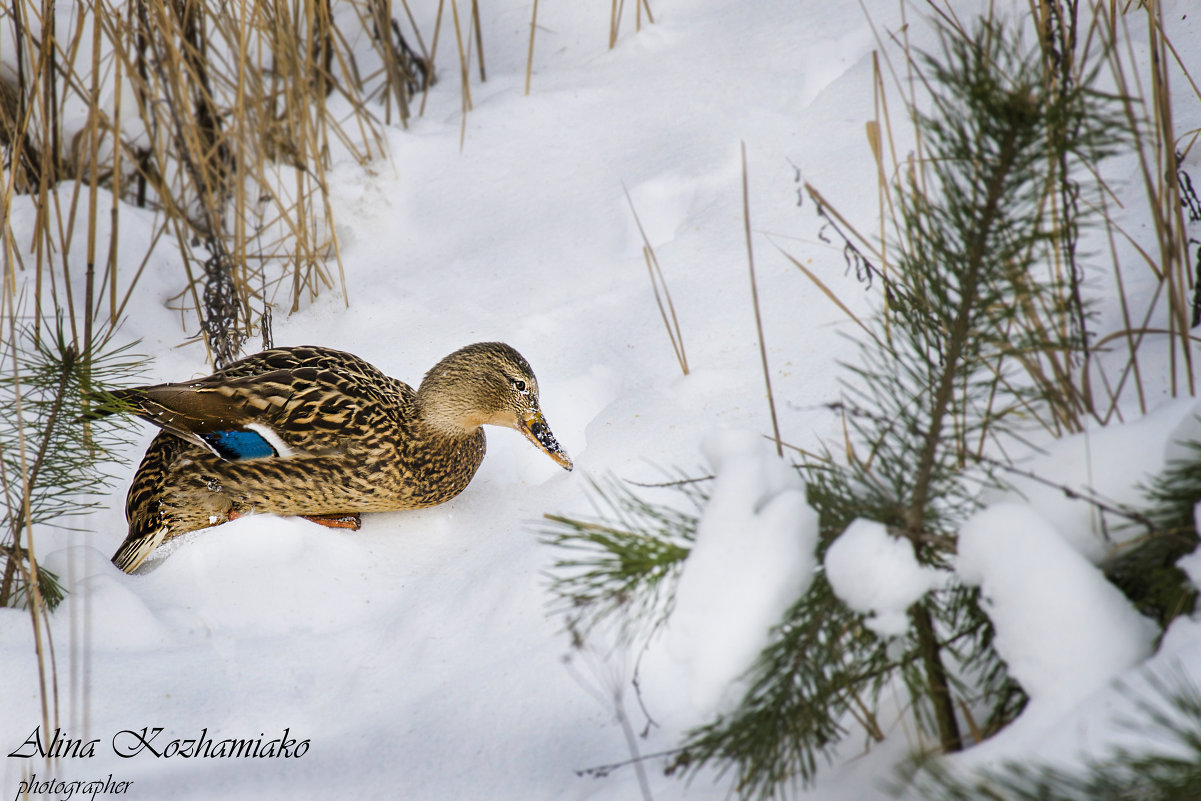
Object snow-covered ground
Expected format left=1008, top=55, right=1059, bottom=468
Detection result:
left=3, top=1, right=1201, bottom=799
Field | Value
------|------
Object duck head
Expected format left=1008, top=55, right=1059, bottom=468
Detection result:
left=417, top=342, right=573, bottom=471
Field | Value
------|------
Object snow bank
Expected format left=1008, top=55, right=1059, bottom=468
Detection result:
left=825, top=519, right=943, bottom=637
left=136, top=516, right=380, bottom=636
left=648, top=430, right=817, bottom=722
left=957, top=502, right=1157, bottom=702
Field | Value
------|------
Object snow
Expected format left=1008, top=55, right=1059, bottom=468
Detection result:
left=985, top=398, right=1201, bottom=563
left=953, top=501, right=1160, bottom=770
left=824, top=519, right=943, bottom=638
left=1, top=1, right=1201, bottom=800
left=642, top=429, right=816, bottom=725
left=1180, top=514, right=1201, bottom=593
left=958, top=502, right=1158, bottom=703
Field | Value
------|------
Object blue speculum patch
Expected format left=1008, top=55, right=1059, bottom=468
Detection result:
left=202, top=429, right=277, bottom=460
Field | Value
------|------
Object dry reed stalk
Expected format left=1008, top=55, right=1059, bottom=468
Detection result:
left=893, top=2, right=930, bottom=201
left=450, top=0, right=473, bottom=149
left=380, top=2, right=415, bottom=126
left=230, top=2, right=252, bottom=326
left=424, top=0, right=476, bottom=145
left=85, top=0, right=415, bottom=355
left=82, top=6, right=105, bottom=373
left=254, top=0, right=342, bottom=311
left=1131, top=2, right=1193, bottom=398
left=741, top=142, right=783, bottom=458
left=1029, top=0, right=1089, bottom=429
left=103, top=26, right=125, bottom=327
left=776, top=245, right=872, bottom=338
left=1095, top=3, right=1196, bottom=403
left=608, top=0, right=655, bottom=50
left=1087, top=197, right=1145, bottom=425
left=361, top=0, right=417, bottom=127
left=395, top=0, right=430, bottom=68
left=525, top=0, right=539, bottom=96
left=1096, top=187, right=1144, bottom=420
left=868, top=50, right=899, bottom=341
left=622, top=186, right=688, bottom=376
left=420, top=0, right=447, bottom=117
left=470, top=0, right=485, bottom=83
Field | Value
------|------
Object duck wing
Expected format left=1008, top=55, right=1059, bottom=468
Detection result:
left=114, top=346, right=413, bottom=462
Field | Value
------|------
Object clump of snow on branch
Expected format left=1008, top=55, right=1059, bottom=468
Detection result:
left=957, top=502, right=1157, bottom=703
left=653, top=430, right=817, bottom=720
left=824, top=519, right=944, bottom=637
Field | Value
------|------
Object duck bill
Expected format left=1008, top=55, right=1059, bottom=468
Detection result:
left=519, top=411, right=573, bottom=471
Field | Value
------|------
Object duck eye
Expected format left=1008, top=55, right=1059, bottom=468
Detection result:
left=512, top=379, right=527, bottom=393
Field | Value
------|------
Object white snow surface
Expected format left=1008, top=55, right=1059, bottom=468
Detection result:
left=2, top=1, right=1201, bottom=800
left=825, top=519, right=943, bottom=637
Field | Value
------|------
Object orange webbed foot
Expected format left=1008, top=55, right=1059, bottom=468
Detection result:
left=299, top=513, right=362, bottom=531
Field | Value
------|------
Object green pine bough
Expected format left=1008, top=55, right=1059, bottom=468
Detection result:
left=0, top=321, right=145, bottom=610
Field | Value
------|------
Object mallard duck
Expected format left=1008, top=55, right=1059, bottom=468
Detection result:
left=107, top=342, right=572, bottom=572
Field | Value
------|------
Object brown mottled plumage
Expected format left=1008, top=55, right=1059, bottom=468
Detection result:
left=110, top=343, right=572, bottom=572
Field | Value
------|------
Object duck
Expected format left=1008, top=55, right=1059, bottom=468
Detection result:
left=105, top=342, right=572, bottom=572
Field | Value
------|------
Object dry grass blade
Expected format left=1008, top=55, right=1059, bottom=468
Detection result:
left=428, top=0, right=477, bottom=150
left=622, top=185, right=689, bottom=376
left=642, top=247, right=688, bottom=374
left=525, top=0, right=540, bottom=96
left=609, top=0, right=655, bottom=50
left=470, top=0, right=486, bottom=82
left=1101, top=3, right=1195, bottom=398
left=1143, top=3, right=1201, bottom=155
left=1097, top=189, right=1145, bottom=419
left=868, top=49, right=900, bottom=338
left=741, top=142, right=783, bottom=458
left=775, top=245, right=872, bottom=338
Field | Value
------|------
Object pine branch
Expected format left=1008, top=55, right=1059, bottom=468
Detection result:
left=899, top=118, right=1022, bottom=747
left=1104, top=439, right=1201, bottom=626
left=905, top=113, right=1021, bottom=533
left=0, top=343, right=75, bottom=607
left=0, top=321, right=147, bottom=610
left=540, top=477, right=696, bottom=637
